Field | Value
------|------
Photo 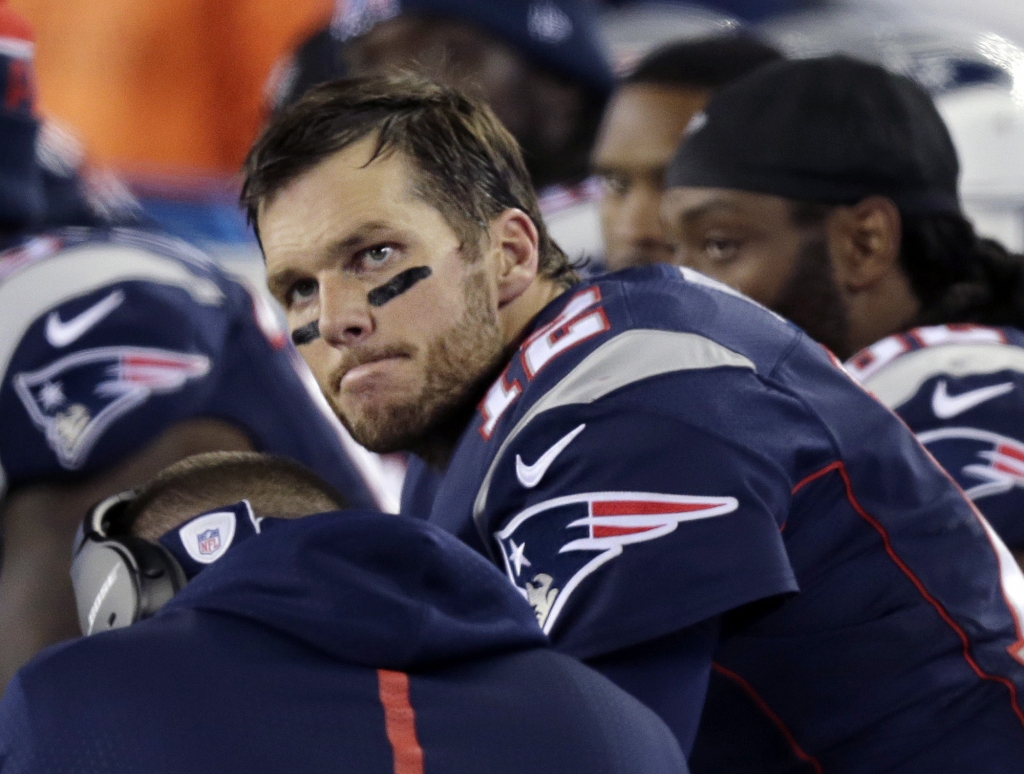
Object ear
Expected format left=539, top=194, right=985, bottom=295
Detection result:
left=827, top=196, right=902, bottom=292
left=488, top=209, right=541, bottom=307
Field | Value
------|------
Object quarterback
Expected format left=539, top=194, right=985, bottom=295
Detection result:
left=245, top=74, right=1024, bottom=771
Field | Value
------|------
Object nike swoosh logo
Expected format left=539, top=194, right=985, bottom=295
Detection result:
left=516, top=423, right=586, bottom=489
left=932, top=380, right=1015, bottom=419
left=45, top=290, right=125, bottom=348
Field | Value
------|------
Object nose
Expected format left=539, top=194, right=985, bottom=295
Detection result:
left=317, top=275, right=375, bottom=348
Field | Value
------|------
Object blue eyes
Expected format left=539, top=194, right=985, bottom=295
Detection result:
left=284, top=245, right=398, bottom=309
left=361, top=245, right=395, bottom=266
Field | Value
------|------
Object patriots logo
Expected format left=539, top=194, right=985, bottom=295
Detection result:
left=13, top=346, right=211, bottom=469
left=495, top=491, right=738, bottom=634
left=918, top=427, right=1024, bottom=501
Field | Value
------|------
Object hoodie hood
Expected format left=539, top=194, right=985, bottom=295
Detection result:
left=162, top=510, right=548, bottom=670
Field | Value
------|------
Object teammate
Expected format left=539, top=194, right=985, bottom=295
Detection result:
left=591, top=34, right=781, bottom=271
left=244, top=73, right=1024, bottom=771
left=662, top=55, right=1024, bottom=558
left=0, top=8, right=391, bottom=689
left=0, top=451, right=688, bottom=774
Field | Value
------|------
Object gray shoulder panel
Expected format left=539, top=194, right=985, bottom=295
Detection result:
left=472, top=328, right=755, bottom=525
left=862, top=344, right=1024, bottom=409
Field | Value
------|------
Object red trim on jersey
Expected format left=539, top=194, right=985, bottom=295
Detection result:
left=711, top=663, right=823, bottom=774
left=377, top=669, right=425, bottom=774
left=791, top=461, right=844, bottom=495
left=792, top=461, right=1024, bottom=728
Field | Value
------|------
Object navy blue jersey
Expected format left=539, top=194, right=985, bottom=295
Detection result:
left=0, top=511, right=688, bottom=774
left=401, top=454, right=444, bottom=518
left=0, top=227, right=391, bottom=509
left=428, top=264, right=1024, bottom=772
left=847, top=324, right=1024, bottom=551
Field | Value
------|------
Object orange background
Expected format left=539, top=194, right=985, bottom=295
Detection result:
left=11, top=0, right=334, bottom=176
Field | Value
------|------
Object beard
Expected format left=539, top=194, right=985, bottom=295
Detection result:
left=329, top=268, right=507, bottom=466
left=771, top=234, right=852, bottom=360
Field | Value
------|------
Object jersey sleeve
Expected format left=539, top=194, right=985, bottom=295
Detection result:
left=850, top=327, right=1024, bottom=550
left=0, top=674, right=33, bottom=773
left=479, top=390, right=799, bottom=660
left=0, top=269, right=230, bottom=488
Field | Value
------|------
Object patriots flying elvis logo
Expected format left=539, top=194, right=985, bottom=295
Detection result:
left=495, top=491, right=737, bottom=634
left=918, top=427, right=1024, bottom=500
left=13, top=346, right=211, bottom=469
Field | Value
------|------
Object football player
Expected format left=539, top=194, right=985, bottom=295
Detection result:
left=0, top=9, right=392, bottom=688
left=245, top=73, right=1024, bottom=771
left=268, top=0, right=618, bottom=516
left=591, top=34, right=781, bottom=272
left=662, top=56, right=1024, bottom=561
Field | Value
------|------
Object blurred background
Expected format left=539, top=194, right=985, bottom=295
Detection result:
left=14, top=0, right=1024, bottom=280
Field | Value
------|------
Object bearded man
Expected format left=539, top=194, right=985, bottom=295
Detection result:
left=243, top=74, right=1024, bottom=772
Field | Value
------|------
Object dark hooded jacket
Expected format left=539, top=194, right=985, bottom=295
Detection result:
left=0, top=510, right=687, bottom=774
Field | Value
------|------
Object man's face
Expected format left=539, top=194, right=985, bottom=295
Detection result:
left=661, top=187, right=851, bottom=357
left=259, top=137, right=507, bottom=457
left=592, top=84, right=709, bottom=271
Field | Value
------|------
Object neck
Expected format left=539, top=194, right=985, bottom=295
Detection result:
left=499, top=277, right=566, bottom=347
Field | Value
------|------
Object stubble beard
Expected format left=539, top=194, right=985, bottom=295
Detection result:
left=331, top=268, right=508, bottom=467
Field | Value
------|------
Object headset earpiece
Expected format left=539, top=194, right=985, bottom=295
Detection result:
left=70, top=490, right=186, bottom=636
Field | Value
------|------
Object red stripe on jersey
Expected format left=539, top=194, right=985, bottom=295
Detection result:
left=791, top=461, right=843, bottom=495
left=819, top=462, right=1024, bottom=729
left=712, top=663, right=823, bottom=774
left=593, top=525, right=651, bottom=538
left=592, top=500, right=715, bottom=516
left=994, top=460, right=1024, bottom=478
left=998, top=443, right=1024, bottom=466
left=377, top=669, right=425, bottom=774
left=123, top=355, right=194, bottom=368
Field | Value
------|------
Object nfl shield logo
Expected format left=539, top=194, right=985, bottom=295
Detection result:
left=197, top=528, right=221, bottom=556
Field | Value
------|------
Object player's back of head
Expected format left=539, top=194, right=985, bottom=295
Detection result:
left=127, top=451, right=347, bottom=541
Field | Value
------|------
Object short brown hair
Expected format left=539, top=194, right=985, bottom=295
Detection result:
left=241, top=73, right=578, bottom=288
left=128, top=452, right=347, bottom=541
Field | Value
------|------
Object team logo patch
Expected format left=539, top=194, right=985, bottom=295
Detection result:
left=918, top=427, right=1024, bottom=500
left=495, top=491, right=738, bottom=634
left=13, top=346, right=211, bottom=469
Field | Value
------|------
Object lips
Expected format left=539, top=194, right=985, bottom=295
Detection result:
left=339, top=356, right=408, bottom=390
left=331, top=345, right=414, bottom=393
